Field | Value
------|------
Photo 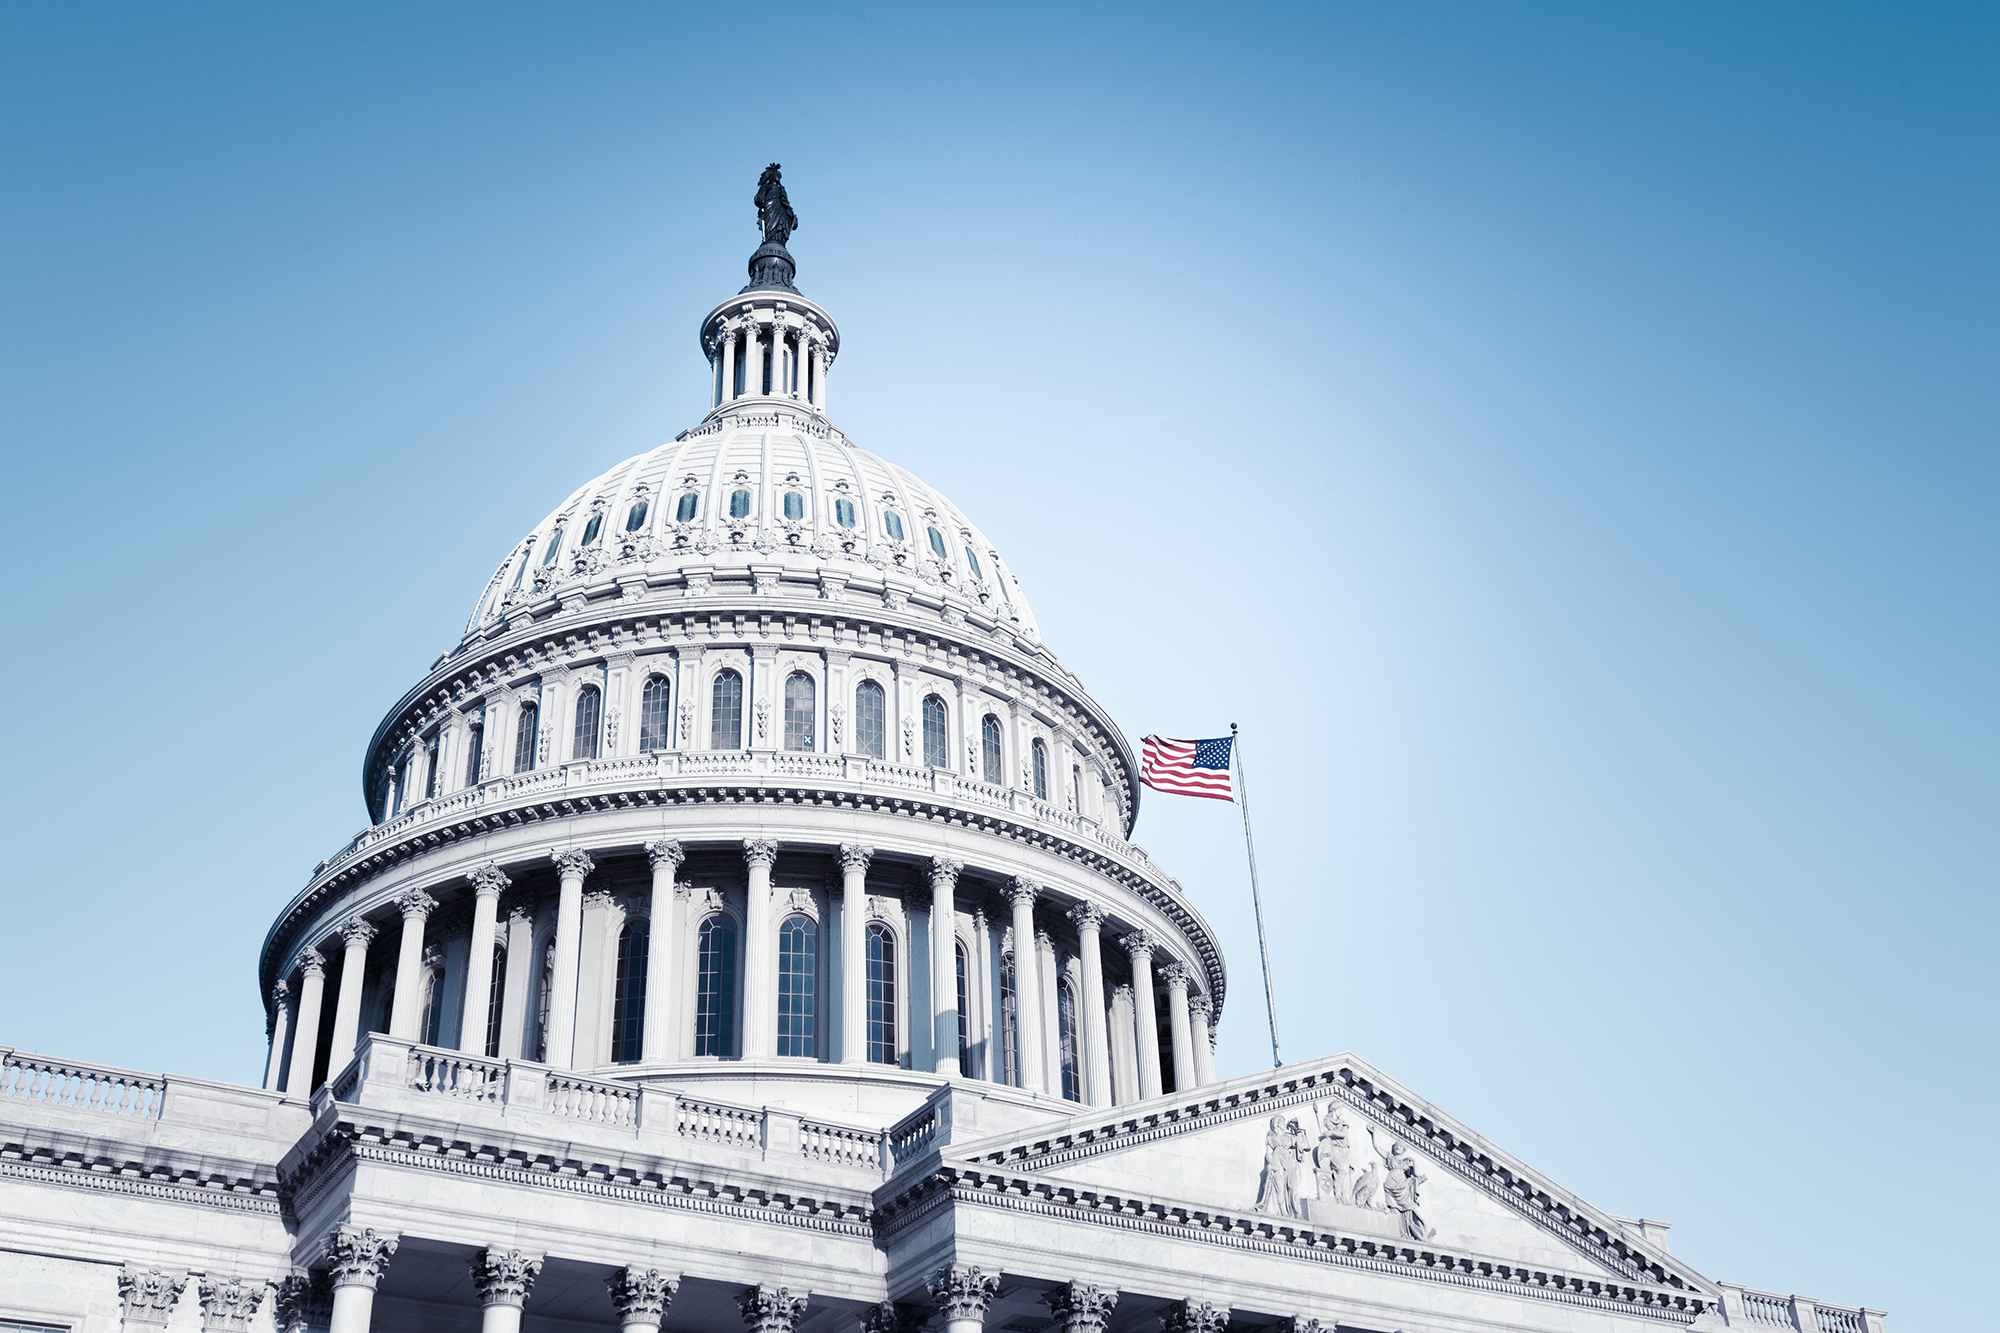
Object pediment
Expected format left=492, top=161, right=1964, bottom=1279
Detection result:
left=947, top=1054, right=1711, bottom=1296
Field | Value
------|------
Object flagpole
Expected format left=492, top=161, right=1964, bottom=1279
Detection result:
left=1231, top=722, right=1283, bottom=1068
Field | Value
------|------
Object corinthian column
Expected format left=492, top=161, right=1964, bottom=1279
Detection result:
left=387, top=888, right=439, bottom=1042
left=1044, top=1283, right=1117, bottom=1333
left=196, top=1277, right=264, bottom=1333
left=838, top=843, right=874, bottom=1064
left=329, top=916, right=379, bottom=1068
left=545, top=848, right=594, bottom=1067
left=284, top=948, right=326, bottom=1097
left=926, top=1264, right=999, bottom=1333
left=1068, top=900, right=1112, bottom=1106
left=469, top=1249, right=543, bottom=1333
left=930, top=857, right=964, bottom=1077
left=1159, top=960, right=1197, bottom=1092
left=1188, top=992, right=1216, bottom=1086
left=263, top=981, right=292, bottom=1091
left=737, top=1285, right=808, bottom=1333
left=1122, top=931, right=1162, bottom=1100
left=459, top=864, right=509, bottom=1055
left=323, top=1226, right=398, bottom=1333
left=1162, top=1300, right=1229, bottom=1333
left=642, top=840, right=685, bottom=1061
left=1006, top=879, right=1045, bottom=1091
left=722, top=325, right=738, bottom=402
left=741, top=838, right=780, bottom=1059
left=608, top=1268, right=680, bottom=1333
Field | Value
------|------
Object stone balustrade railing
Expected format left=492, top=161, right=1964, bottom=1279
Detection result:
left=0, top=1047, right=166, bottom=1119
left=1718, top=1283, right=1884, bottom=1333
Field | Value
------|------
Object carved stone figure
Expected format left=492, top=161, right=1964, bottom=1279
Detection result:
left=1254, top=1112, right=1308, bottom=1218
left=1365, top=1127, right=1437, bottom=1241
left=1314, top=1106, right=1356, bottom=1209
left=755, top=164, right=797, bottom=246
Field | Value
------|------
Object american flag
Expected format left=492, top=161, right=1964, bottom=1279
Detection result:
left=1140, top=735, right=1235, bottom=801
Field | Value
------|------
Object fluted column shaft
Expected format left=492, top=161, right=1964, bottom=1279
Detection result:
left=387, top=888, right=438, bottom=1042
left=459, top=865, right=509, bottom=1054
left=1124, top=934, right=1163, bottom=1100
left=284, top=951, right=326, bottom=1096
left=722, top=327, right=737, bottom=401
left=839, top=845, right=873, bottom=1065
left=930, top=858, right=963, bottom=1076
left=1162, top=962, right=1197, bottom=1092
left=263, top=983, right=292, bottom=1091
left=329, top=917, right=378, bottom=1067
left=1189, top=995, right=1217, bottom=1086
left=546, top=850, right=593, bottom=1067
left=742, top=839, right=779, bottom=1059
left=1070, top=902, right=1112, bottom=1106
left=1006, top=881, right=1045, bottom=1091
left=643, top=841, right=685, bottom=1061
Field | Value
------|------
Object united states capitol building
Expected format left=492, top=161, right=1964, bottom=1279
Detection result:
left=0, top=173, right=1884, bottom=1333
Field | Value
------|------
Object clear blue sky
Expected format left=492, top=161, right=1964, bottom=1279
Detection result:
left=3, top=4, right=1992, bottom=1326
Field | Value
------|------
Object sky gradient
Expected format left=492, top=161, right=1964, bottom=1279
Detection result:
left=3, top=5, right=1994, bottom=1327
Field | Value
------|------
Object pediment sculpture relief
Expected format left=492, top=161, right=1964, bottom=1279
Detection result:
left=1255, top=1103, right=1437, bottom=1241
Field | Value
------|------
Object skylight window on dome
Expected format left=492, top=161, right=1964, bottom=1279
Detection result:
left=927, top=527, right=949, bottom=561
left=625, top=499, right=649, bottom=531
left=883, top=511, right=905, bottom=541
left=730, top=490, right=752, bottom=519
left=783, top=491, right=805, bottom=520
left=834, top=498, right=856, bottom=529
left=542, top=530, right=564, bottom=565
left=676, top=492, right=699, bottom=523
left=964, top=547, right=984, bottom=580
left=582, top=513, right=603, bottom=546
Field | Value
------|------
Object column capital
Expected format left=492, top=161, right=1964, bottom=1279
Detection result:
left=1278, top=1319, right=1323, bottom=1333
left=394, top=887, right=438, bottom=920
left=837, top=842, right=875, bottom=873
left=1067, top=899, right=1107, bottom=933
left=1158, top=960, right=1191, bottom=988
left=297, top=946, right=326, bottom=979
left=607, top=1268, right=681, bottom=1325
left=926, top=1264, right=1000, bottom=1321
left=471, top=862, right=512, bottom=897
left=337, top=916, right=379, bottom=948
left=1187, top=993, right=1213, bottom=1021
left=1035, top=927, right=1053, bottom=951
left=1006, top=876, right=1040, bottom=907
left=1044, top=1282, right=1118, bottom=1333
left=646, top=838, right=687, bottom=871
left=551, top=847, right=596, bottom=880
left=1121, top=930, right=1158, bottom=961
left=469, top=1248, right=544, bottom=1309
left=861, top=1304, right=925, bottom=1333
left=1162, top=1302, right=1229, bottom=1333
left=929, top=856, right=964, bottom=888
left=270, top=1272, right=332, bottom=1333
left=737, top=1284, right=809, bottom=1333
left=507, top=898, right=536, bottom=924
left=743, top=837, right=780, bottom=868
left=271, top=979, right=291, bottom=1007
left=1113, top=982, right=1134, bottom=1004
left=196, top=1276, right=264, bottom=1333
left=118, top=1266, right=187, bottom=1326
left=323, top=1225, right=399, bottom=1290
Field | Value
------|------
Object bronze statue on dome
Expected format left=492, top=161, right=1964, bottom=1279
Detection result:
left=755, top=164, right=797, bottom=247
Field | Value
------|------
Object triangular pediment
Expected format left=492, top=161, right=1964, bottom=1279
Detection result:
left=945, top=1053, right=1713, bottom=1298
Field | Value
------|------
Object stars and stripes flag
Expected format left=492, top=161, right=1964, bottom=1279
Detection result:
left=1139, top=735, right=1235, bottom=801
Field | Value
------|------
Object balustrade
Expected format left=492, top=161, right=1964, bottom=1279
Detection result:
left=408, top=1048, right=506, bottom=1104
left=0, top=1050, right=164, bottom=1119
left=545, top=1071, right=639, bottom=1127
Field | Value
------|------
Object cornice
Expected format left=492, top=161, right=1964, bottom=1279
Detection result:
left=0, top=1153, right=282, bottom=1215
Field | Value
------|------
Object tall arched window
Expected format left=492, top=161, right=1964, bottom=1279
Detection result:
left=927, top=526, right=950, bottom=561
left=423, top=734, right=441, bottom=800
left=582, top=512, right=604, bottom=546
left=535, top=941, right=555, bottom=1061
left=777, top=915, right=817, bottom=1058
left=625, top=498, right=649, bottom=531
left=834, top=498, right=856, bottom=529
left=514, top=702, right=539, bottom=774
left=782, top=491, right=805, bottom=520
left=1072, top=765, right=1083, bottom=812
left=865, top=923, right=897, bottom=1064
left=463, top=718, right=485, bottom=787
left=922, top=695, right=948, bottom=769
left=640, top=676, right=672, bottom=752
left=955, top=940, right=970, bottom=1072
left=854, top=680, right=886, bottom=759
left=964, top=546, right=984, bottom=580
left=783, top=673, right=816, bottom=751
left=711, top=670, right=743, bottom=750
left=483, top=942, right=506, bottom=1059
left=542, top=528, right=564, bottom=565
left=729, top=489, right=752, bottom=519
left=1057, top=980, right=1081, bottom=1102
left=694, top=916, right=737, bottom=1057
left=676, top=492, right=699, bottom=523
left=611, top=918, right=648, bottom=1063
left=981, top=715, right=1003, bottom=784
left=1031, top=737, right=1049, bottom=800
left=1000, top=953, right=1018, bottom=1087
left=883, top=510, right=905, bottom=541
left=572, top=685, right=602, bottom=761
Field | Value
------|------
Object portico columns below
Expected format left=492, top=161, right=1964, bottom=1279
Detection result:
left=469, top=1248, right=542, bottom=1333
left=1161, top=960, right=1197, bottom=1092
left=930, top=857, right=963, bottom=1077
left=323, top=1226, right=397, bottom=1333
left=839, top=844, right=873, bottom=1065
left=927, top=1264, right=999, bottom=1333
left=608, top=1268, right=681, bottom=1333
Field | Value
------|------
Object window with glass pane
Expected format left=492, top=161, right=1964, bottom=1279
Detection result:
left=639, top=676, right=671, bottom=751
left=981, top=715, right=1003, bottom=784
left=730, top=489, right=751, bottom=518
left=964, top=546, right=984, bottom=579
left=711, top=670, right=743, bottom=749
left=695, top=916, right=737, bottom=1057
left=783, top=491, right=805, bottom=520
left=834, top=498, right=856, bottom=528
left=1058, top=981, right=1081, bottom=1101
left=484, top=943, right=505, bottom=1058
left=1072, top=765, right=1082, bottom=811
left=572, top=685, right=602, bottom=760
left=542, top=529, right=564, bottom=565
left=420, top=968, right=444, bottom=1046
left=2, top=1320, right=71, bottom=1333
left=582, top=513, right=603, bottom=546
left=1031, top=738, right=1048, bottom=800
left=955, top=941, right=970, bottom=1070
left=784, top=672, right=816, bottom=751
left=883, top=510, right=904, bottom=541
left=611, top=919, right=648, bottom=1063
left=777, top=914, right=817, bottom=1058
left=1000, top=955, right=1018, bottom=1086
left=625, top=499, right=649, bottom=531
left=855, top=680, right=886, bottom=758
left=535, top=942, right=554, bottom=1061
left=928, top=527, right=949, bottom=560
left=922, top=695, right=948, bottom=768
left=676, top=492, right=699, bottom=522
left=423, top=735, right=441, bottom=799
left=865, top=924, right=897, bottom=1063
left=514, top=703, right=539, bottom=773
left=463, top=720, right=484, bottom=786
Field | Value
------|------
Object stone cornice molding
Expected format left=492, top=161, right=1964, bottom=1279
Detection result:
left=394, top=888, right=437, bottom=920
left=323, top=1225, right=399, bottom=1290
left=925, top=1264, right=1000, bottom=1321
left=469, top=1248, right=544, bottom=1308
left=471, top=862, right=512, bottom=897
left=608, top=1268, right=681, bottom=1323
left=645, top=838, right=687, bottom=871
left=551, top=848, right=596, bottom=880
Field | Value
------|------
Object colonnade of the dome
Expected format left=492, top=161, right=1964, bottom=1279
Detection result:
left=703, top=294, right=837, bottom=415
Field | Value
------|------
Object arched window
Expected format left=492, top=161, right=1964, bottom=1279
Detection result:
left=694, top=916, right=738, bottom=1057
left=922, top=695, right=948, bottom=769
left=927, top=526, right=949, bottom=561
left=535, top=941, right=555, bottom=1061
left=419, top=961, right=445, bottom=1047
left=955, top=940, right=970, bottom=1071
left=676, top=492, right=699, bottom=523
left=625, top=498, right=649, bottom=531
left=514, top=702, right=539, bottom=774
left=640, top=676, right=672, bottom=752
left=572, top=685, right=602, bottom=761
left=981, top=715, right=1003, bottom=784
left=1031, top=738, right=1048, bottom=800
left=483, top=942, right=505, bottom=1059
left=865, top=923, right=897, bottom=1064
left=423, top=734, right=441, bottom=800
left=729, top=489, right=752, bottom=519
left=777, top=914, right=817, bottom=1058
left=463, top=718, right=485, bottom=786
left=784, top=672, right=816, bottom=751
left=1057, top=980, right=1081, bottom=1102
left=834, top=498, right=856, bottom=529
left=711, top=670, right=743, bottom=750
left=964, top=546, right=984, bottom=580
left=854, top=680, right=886, bottom=759
left=611, top=918, right=648, bottom=1064
left=542, top=528, right=564, bottom=565
left=1072, top=765, right=1083, bottom=812
left=783, top=491, right=805, bottom=520
left=582, top=512, right=604, bottom=546
left=1000, top=953, right=1018, bottom=1087
left=883, top=510, right=905, bottom=541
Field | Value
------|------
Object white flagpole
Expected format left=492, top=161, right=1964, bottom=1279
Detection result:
left=1231, top=722, right=1283, bottom=1068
